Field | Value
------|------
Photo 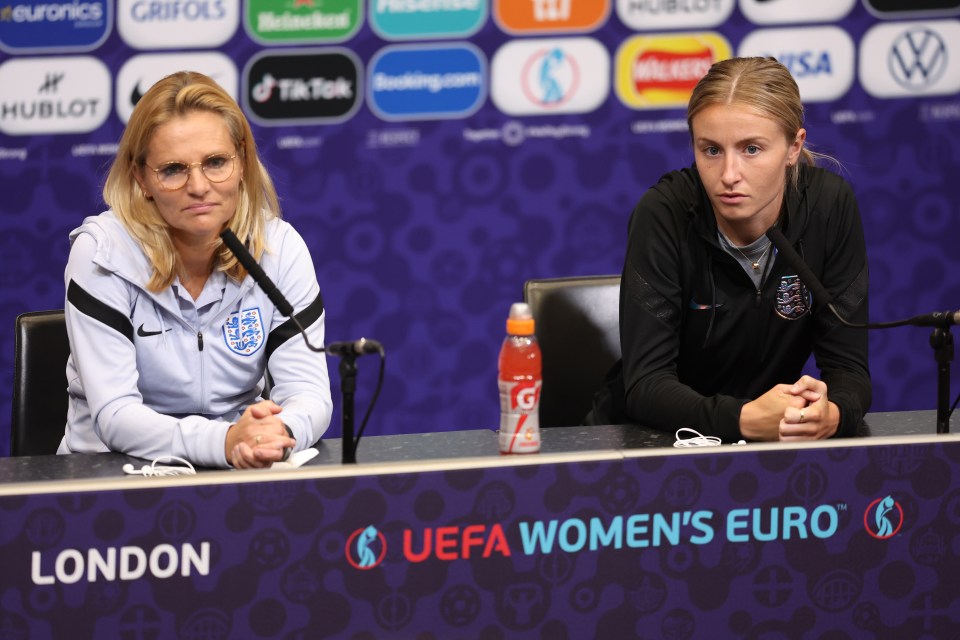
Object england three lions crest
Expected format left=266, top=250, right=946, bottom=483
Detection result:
left=223, top=308, right=265, bottom=355
left=775, top=275, right=811, bottom=320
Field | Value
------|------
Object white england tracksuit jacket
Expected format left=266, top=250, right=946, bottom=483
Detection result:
left=58, top=210, right=332, bottom=468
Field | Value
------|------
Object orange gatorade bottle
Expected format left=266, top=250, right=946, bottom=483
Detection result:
left=498, top=302, right=542, bottom=454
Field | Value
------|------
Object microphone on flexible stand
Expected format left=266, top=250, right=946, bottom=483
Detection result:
left=219, top=228, right=385, bottom=462
left=766, top=226, right=957, bottom=433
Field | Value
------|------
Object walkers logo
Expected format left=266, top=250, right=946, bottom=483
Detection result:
left=739, top=0, right=856, bottom=25
left=245, top=0, right=361, bottom=44
left=494, top=0, right=610, bottom=35
left=615, top=34, right=731, bottom=110
left=617, top=0, right=733, bottom=31
left=368, top=44, right=486, bottom=121
left=864, top=0, right=960, bottom=18
left=491, top=37, right=609, bottom=116
left=860, top=21, right=960, bottom=98
left=346, top=503, right=843, bottom=569
left=0, top=0, right=110, bottom=53
left=864, top=496, right=904, bottom=540
left=115, top=52, right=238, bottom=123
left=117, top=0, right=240, bottom=50
left=243, top=49, right=362, bottom=125
left=738, top=27, right=855, bottom=102
left=0, top=56, right=110, bottom=135
left=371, top=0, right=485, bottom=40
left=345, top=525, right=387, bottom=569
left=774, top=275, right=810, bottom=320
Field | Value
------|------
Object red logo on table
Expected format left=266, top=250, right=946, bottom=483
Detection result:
left=863, top=496, right=904, bottom=540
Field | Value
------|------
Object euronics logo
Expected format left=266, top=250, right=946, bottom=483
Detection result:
left=368, top=43, right=486, bottom=121
left=0, top=0, right=111, bottom=53
left=370, top=0, right=486, bottom=40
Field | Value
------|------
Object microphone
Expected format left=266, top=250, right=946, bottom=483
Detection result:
left=766, top=227, right=834, bottom=309
left=325, top=338, right=384, bottom=357
left=220, top=229, right=294, bottom=317
left=766, top=226, right=959, bottom=329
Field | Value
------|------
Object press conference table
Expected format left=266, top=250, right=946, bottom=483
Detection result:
left=0, top=409, right=951, bottom=485
left=2, top=410, right=958, bottom=638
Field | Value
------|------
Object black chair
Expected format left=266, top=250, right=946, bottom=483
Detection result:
left=524, top=275, right=621, bottom=428
left=12, top=310, right=70, bottom=456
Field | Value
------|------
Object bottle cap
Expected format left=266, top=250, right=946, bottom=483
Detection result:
left=506, top=302, right=535, bottom=335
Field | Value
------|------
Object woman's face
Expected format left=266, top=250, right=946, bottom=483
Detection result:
left=134, top=110, right=243, bottom=246
left=691, top=102, right=805, bottom=244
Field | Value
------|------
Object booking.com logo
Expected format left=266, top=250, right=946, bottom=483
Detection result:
left=863, top=495, right=904, bottom=540
left=346, top=525, right=387, bottom=569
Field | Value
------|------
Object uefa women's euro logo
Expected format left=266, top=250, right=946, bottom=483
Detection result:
left=863, top=495, right=904, bottom=540
left=346, top=525, right=387, bottom=570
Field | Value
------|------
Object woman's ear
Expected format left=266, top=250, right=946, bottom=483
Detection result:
left=788, top=128, right=807, bottom=166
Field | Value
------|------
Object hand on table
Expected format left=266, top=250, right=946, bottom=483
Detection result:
left=225, top=400, right=296, bottom=469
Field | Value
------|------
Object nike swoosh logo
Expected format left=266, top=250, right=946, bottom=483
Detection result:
left=689, top=299, right=724, bottom=310
left=137, top=324, right=171, bottom=337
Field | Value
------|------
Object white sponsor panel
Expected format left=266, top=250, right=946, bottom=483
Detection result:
left=0, top=56, right=111, bottom=135
left=739, top=0, right=856, bottom=25
left=738, top=27, right=855, bottom=102
left=859, top=20, right=960, bottom=98
left=617, top=0, right=735, bottom=31
left=115, top=52, right=238, bottom=123
left=117, top=0, right=239, bottom=49
left=491, top=38, right=609, bottom=116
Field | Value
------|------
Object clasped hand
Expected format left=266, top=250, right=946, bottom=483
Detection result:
left=225, top=400, right=296, bottom=469
left=741, top=375, right=839, bottom=441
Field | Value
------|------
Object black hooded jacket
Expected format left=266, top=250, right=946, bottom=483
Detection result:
left=589, top=163, right=871, bottom=441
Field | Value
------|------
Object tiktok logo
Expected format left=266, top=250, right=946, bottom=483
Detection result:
left=863, top=496, right=904, bottom=540
left=345, top=525, right=387, bottom=569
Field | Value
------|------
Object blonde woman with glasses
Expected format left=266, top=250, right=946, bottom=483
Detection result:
left=59, top=71, right=332, bottom=469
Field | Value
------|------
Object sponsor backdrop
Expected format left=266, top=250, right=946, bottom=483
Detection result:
left=1, top=439, right=958, bottom=636
left=1, top=0, right=960, bottom=454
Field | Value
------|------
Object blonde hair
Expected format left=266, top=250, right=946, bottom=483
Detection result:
left=687, top=57, right=834, bottom=191
left=103, top=71, right=280, bottom=292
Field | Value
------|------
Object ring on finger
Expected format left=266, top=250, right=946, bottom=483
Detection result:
left=799, top=410, right=805, bottom=423
left=255, top=434, right=262, bottom=445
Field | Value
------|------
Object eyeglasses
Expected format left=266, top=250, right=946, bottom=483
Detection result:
left=145, top=154, right=237, bottom=191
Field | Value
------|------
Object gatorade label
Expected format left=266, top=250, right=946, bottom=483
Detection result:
left=498, top=379, right=542, bottom=453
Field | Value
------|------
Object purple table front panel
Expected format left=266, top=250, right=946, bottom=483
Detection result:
left=1, top=437, right=958, bottom=638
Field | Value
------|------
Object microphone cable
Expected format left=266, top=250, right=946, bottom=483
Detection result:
left=220, top=228, right=386, bottom=460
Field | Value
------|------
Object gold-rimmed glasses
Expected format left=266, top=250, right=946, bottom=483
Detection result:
left=144, top=154, right=237, bottom=191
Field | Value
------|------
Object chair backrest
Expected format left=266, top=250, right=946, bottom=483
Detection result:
left=12, top=310, right=70, bottom=456
left=524, top=275, right=621, bottom=428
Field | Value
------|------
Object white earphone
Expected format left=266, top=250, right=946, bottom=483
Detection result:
left=122, top=456, right=196, bottom=477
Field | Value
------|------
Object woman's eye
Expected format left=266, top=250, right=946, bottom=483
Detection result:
left=205, top=156, right=227, bottom=169
left=160, top=163, right=187, bottom=178
left=703, top=147, right=719, bottom=156
left=745, top=145, right=760, bottom=154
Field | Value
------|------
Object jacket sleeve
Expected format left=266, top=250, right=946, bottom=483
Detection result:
left=810, top=180, right=872, bottom=437
left=619, top=186, right=747, bottom=442
left=261, top=225, right=333, bottom=449
left=65, top=232, right=234, bottom=467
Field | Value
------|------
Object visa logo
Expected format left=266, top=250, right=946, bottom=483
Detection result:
left=778, top=50, right=832, bottom=77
